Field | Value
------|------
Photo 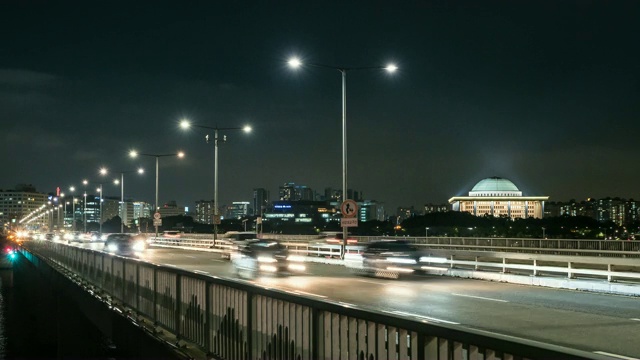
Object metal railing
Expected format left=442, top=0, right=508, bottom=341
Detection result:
left=20, top=241, right=602, bottom=360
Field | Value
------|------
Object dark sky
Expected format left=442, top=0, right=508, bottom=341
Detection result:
left=1, top=1, right=639, bottom=212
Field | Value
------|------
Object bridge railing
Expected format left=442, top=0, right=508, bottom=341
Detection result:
left=21, top=241, right=601, bottom=360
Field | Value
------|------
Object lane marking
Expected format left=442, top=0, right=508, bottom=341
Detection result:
left=163, top=263, right=177, bottom=267
left=451, top=293, right=509, bottom=303
left=193, top=270, right=209, bottom=275
left=184, top=255, right=196, bottom=258
left=389, top=310, right=460, bottom=325
left=630, top=318, right=640, bottom=322
left=593, top=351, right=639, bottom=360
left=294, top=290, right=328, bottom=299
left=356, top=279, right=387, bottom=285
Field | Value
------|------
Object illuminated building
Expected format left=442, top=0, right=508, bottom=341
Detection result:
left=449, top=177, right=549, bottom=219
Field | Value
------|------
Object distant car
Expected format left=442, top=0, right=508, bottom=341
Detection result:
left=64, top=231, right=85, bottom=243
left=359, top=240, right=422, bottom=278
left=104, top=233, right=147, bottom=256
left=44, top=233, right=60, bottom=241
left=163, top=230, right=182, bottom=238
left=231, top=239, right=305, bottom=278
left=88, top=231, right=108, bottom=242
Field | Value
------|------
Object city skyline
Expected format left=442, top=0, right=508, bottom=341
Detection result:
left=1, top=2, right=639, bottom=212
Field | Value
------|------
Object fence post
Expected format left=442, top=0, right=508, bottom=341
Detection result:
left=567, top=262, right=573, bottom=279
left=532, top=259, right=538, bottom=276
left=175, top=273, right=182, bottom=341
left=246, top=292, right=253, bottom=360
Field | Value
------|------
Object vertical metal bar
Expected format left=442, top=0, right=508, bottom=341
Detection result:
left=377, top=324, right=387, bottom=360
left=153, top=267, right=158, bottom=325
left=175, top=274, right=181, bottom=340
left=204, top=281, right=211, bottom=354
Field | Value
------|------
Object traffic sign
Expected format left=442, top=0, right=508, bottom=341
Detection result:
left=340, top=199, right=358, bottom=217
left=153, top=212, right=161, bottom=220
left=341, top=218, right=358, bottom=227
left=213, top=215, right=221, bottom=225
left=153, top=218, right=162, bottom=226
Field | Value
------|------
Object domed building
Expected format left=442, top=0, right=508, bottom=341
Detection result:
left=448, top=177, right=549, bottom=219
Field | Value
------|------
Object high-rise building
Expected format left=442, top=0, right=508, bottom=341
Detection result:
left=358, top=200, right=384, bottom=222
left=279, top=183, right=314, bottom=201
left=423, top=203, right=448, bottom=214
left=102, top=197, right=120, bottom=223
left=1, top=185, right=47, bottom=230
left=195, top=200, right=214, bottom=224
left=227, top=201, right=250, bottom=219
left=158, top=200, right=184, bottom=217
left=253, top=188, right=270, bottom=216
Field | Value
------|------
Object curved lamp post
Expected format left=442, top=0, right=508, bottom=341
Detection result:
left=179, top=119, right=252, bottom=243
left=287, top=56, right=397, bottom=258
left=129, top=150, right=185, bottom=238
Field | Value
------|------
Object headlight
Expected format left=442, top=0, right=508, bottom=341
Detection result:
left=53, top=235, right=60, bottom=241
left=64, top=234, right=73, bottom=240
left=419, top=256, right=448, bottom=263
left=107, top=243, right=118, bottom=252
left=286, top=255, right=305, bottom=262
left=257, top=256, right=277, bottom=263
left=132, top=241, right=145, bottom=252
left=386, top=257, right=417, bottom=265
left=101, top=234, right=108, bottom=241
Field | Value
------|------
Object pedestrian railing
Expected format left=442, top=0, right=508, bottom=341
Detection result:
left=20, top=240, right=602, bottom=360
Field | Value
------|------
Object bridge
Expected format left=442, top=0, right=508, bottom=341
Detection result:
left=9, top=235, right=640, bottom=359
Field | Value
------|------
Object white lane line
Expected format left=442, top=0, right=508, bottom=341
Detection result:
left=389, top=310, right=460, bottom=325
left=193, top=270, right=209, bottom=275
left=294, top=290, right=328, bottom=299
left=593, top=351, right=639, bottom=360
left=356, top=279, right=387, bottom=285
left=163, top=263, right=177, bottom=267
left=451, top=293, right=509, bottom=303
left=630, top=318, right=640, bottom=322
left=184, top=255, right=196, bottom=258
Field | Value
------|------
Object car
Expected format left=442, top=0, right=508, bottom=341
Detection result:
left=359, top=240, right=423, bottom=278
left=217, top=232, right=260, bottom=259
left=89, top=231, right=107, bottom=242
left=163, top=230, right=182, bottom=238
left=104, top=233, right=147, bottom=256
left=64, top=231, right=85, bottom=243
left=44, top=233, right=60, bottom=241
left=231, top=239, right=306, bottom=278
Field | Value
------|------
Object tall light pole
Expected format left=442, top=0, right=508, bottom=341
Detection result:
left=69, top=186, right=76, bottom=232
left=288, top=56, right=398, bottom=258
left=426, top=227, right=429, bottom=238
left=180, top=119, right=252, bottom=243
left=60, top=193, right=66, bottom=228
left=129, top=150, right=184, bottom=238
left=82, top=180, right=89, bottom=233
left=102, top=167, right=144, bottom=233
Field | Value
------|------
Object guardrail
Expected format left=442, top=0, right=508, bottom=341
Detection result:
left=20, top=241, right=602, bottom=360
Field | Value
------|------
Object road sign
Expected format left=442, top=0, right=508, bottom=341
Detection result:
left=153, top=218, right=162, bottom=226
left=153, top=212, right=161, bottom=220
left=213, top=215, right=221, bottom=225
left=341, top=217, right=358, bottom=227
left=340, top=199, right=358, bottom=217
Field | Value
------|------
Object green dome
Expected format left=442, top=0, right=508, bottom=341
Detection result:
left=471, top=177, right=519, bottom=192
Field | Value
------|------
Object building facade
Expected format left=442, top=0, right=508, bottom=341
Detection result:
left=449, top=177, right=549, bottom=219
left=1, top=186, right=48, bottom=230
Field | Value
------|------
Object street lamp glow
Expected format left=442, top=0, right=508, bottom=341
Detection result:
left=177, top=151, right=185, bottom=158
left=99, top=167, right=108, bottom=175
left=82, top=179, right=88, bottom=185
left=243, top=125, right=252, bottom=133
left=179, top=119, right=190, bottom=129
left=385, top=63, right=398, bottom=73
left=69, top=186, right=75, bottom=192
left=129, top=150, right=138, bottom=158
left=288, top=57, right=302, bottom=68
left=114, top=179, right=120, bottom=185
left=137, top=168, right=144, bottom=174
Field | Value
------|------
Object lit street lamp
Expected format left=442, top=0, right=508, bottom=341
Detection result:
left=288, top=56, right=397, bottom=258
left=180, top=119, right=251, bottom=243
left=426, top=227, right=429, bottom=238
left=129, top=150, right=185, bottom=238
left=69, top=186, right=77, bottom=232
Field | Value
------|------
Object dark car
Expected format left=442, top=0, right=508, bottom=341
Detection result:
left=360, top=240, right=422, bottom=278
left=231, top=239, right=306, bottom=278
left=104, top=233, right=147, bottom=256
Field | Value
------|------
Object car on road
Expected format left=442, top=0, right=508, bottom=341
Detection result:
left=231, top=239, right=306, bottom=278
left=218, top=232, right=260, bottom=259
left=358, top=240, right=422, bottom=278
left=44, top=233, right=60, bottom=241
left=104, top=233, right=147, bottom=256
left=64, top=231, right=86, bottom=243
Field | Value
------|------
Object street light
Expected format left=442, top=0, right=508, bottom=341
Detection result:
left=101, top=167, right=144, bottom=233
left=129, top=149, right=185, bottom=238
left=426, top=227, right=429, bottom=238
left=288, top=56, right=398, bottom=258
left=180, top=119, right=252, bottom=243
left=69, top=186, right=77, bottom=232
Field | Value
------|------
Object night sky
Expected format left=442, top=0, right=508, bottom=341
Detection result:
left=2, top=1, right=639, bottom=212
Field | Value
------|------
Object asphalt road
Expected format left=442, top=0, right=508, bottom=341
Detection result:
left=77, top=242, right=640, bottom=358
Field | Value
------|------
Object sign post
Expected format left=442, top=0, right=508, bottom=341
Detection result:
left=153, top=212, right=161, bottom=236
left=340, top=199, right=358, bottom=259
